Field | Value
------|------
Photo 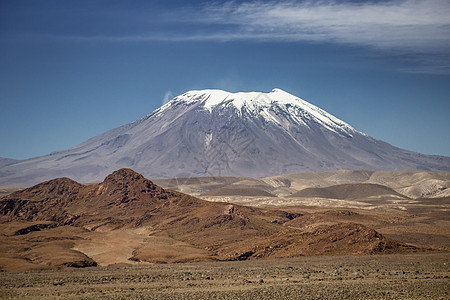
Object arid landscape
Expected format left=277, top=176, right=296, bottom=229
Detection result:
left=0, top=168, right=449, bottom=298
left=1, top=168, right=429, bottom=270
left=1, top=252, right=449, bottom=299
left=155, top=169, right=450, bottom=250
left=2, top=1, right=450, bottom=299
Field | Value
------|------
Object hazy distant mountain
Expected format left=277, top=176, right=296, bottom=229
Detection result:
left=0, top=157, right=18, bottom=169
left=0, top=88, right=448, bottom=187
left=154, top=169, right=450, bottom=200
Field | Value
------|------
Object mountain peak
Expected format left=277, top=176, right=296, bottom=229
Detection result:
left=104, top=168, right=144, bottom=183
left=1, top=88, right=449, bottom=187
left=270, top=88, right=287, bottom=93
left=160, top=88, right=357, bottom=136
left=99, top=168, right=161, bottom=198
left=24, top=177, right=83, bottom=197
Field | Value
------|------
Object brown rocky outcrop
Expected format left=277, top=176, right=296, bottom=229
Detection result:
left=0, top=169, right=420, bottom=271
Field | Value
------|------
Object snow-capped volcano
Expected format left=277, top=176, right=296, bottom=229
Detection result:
left=1, top=89, right=449, bottom=187
left=159, top=88, right=357, bottom=136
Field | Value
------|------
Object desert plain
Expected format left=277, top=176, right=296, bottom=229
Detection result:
left=0, top=252, right=449, bottom=299
left=0, top=169, right=449, bottom=299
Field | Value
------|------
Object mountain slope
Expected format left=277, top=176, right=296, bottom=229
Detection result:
left=1, top=89, right=448, bottom=187
left=0, top=157, right=18, bottom=169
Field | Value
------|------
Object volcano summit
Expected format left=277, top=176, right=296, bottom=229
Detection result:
left=1, top=88, right=448, bottom=187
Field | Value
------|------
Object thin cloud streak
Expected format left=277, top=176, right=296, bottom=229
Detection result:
left=198, top=0, right=450, bottom=52
left=192, top=0, right=450, bottom=73
left=24, top=0, right=450, bottom=51
left=26, top=1, right=450, bottom=50
left=16, top=1, right=450, bottom=73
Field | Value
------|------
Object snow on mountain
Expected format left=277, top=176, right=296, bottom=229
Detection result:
left=158, top=89, right=357, bottom=135
left=0, top=89, right=449, bottom=187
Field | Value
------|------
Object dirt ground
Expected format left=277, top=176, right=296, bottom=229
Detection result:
left=1, top=252, right=448, bottom=299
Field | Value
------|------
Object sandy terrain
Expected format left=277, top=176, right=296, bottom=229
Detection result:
left=1, top=252, right=448, bottom=299
left=72, top=228, right=153, bottom=266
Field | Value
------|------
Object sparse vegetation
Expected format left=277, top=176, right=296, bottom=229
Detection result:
left=0, top=252, right=448, bottom=299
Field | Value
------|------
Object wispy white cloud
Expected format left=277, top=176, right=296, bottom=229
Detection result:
left=34, top=0, right=450, bottom=50
left=19, top=0, right=450, bottom=73
left=197, top=0, right=450, bottom=51
left=162, top=91, right=173, bottom=105
left=186, top=0, right=450, bottom=73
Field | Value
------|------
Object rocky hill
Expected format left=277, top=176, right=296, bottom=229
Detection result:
left=0, top=169, right=418, bottom=271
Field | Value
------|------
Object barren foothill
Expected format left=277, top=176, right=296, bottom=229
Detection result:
left=1, top=169, right=425, bottom=273
left=158, top=170, right=450, bottom=250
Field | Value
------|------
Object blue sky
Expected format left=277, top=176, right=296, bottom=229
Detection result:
left=1, top=0, right=449, bottom=159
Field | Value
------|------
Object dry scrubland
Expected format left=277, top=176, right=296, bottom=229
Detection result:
left=0, top=252, right=449, bottom=299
